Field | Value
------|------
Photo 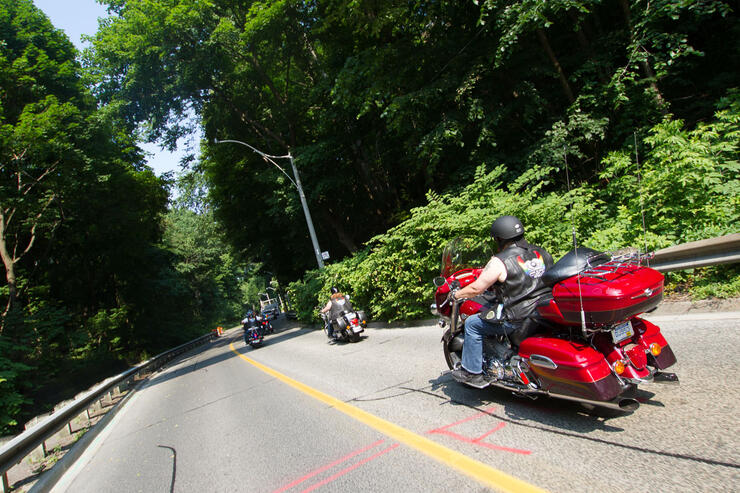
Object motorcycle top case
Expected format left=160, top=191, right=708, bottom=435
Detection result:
left=551, top=264, right=664, bottom=325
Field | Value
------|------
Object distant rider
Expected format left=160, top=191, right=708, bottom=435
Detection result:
left=320, top=287, right=352, bottom=339
left=451, top=215, right=554, bottom=388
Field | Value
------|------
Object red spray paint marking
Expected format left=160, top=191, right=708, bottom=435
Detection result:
left=427, top=406, right=531, bottom=455
left=300, top=443, right=400, bottom=493
left=271, top=439, right=386, bottom=493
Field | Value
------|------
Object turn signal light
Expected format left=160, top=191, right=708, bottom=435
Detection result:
left=613, top=360, right=626, bottom=375
left=649, top=343, right=662, bottom=356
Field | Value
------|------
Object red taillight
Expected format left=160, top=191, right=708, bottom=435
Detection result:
left=626, top=344, right=647, bottom=369
left=352, top=319, right=359, bottom=325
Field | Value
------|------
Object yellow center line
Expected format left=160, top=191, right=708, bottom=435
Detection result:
left=229, top=342, right=547, bottom=493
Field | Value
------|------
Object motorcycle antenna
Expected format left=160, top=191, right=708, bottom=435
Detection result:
left=634, top=132, right=649, bottom=265
left=564, top=148, right=587, bottom=333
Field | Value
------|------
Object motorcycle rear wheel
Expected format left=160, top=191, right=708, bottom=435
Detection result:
left=348, top=331, right=361, bottom=343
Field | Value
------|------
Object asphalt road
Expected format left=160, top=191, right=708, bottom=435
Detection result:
left=49, top=313, right=740, bottom=492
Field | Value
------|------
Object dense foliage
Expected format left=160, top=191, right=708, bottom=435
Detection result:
left=0, top=1, right=249, bottom=434
left=287, top=96, right=739, bottom=322
left=85, top=0, right=739, bottom=280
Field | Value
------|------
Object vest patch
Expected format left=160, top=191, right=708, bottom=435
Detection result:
left=517, top=251, right=546, bottom=279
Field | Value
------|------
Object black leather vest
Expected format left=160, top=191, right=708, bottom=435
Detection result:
left=329, top=297, right=352, bottom=319
left=494, top=242, right=553, bottom=321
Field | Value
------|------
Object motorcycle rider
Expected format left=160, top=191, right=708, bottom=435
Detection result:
left=451, top=215, right=554, bottom=388
left=320, top=286, right=352, bottom=339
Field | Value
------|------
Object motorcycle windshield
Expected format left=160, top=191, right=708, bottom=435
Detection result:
left=440, top=237, right=493, bottom=278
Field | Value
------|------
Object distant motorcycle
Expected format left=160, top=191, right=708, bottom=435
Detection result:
left=242, top=314, right=263, bottom=348
left=244, top=325, right=263, bottom=348
left=259, top=316, right=274, bottom=335
left=321, top=296, right=367, bottom=343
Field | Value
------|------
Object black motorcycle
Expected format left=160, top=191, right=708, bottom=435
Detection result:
left=242, top=314, right=263, bottom=348
left=259, top=316, right=274, bottom=335
left=321, top=303, right=367, bottom=343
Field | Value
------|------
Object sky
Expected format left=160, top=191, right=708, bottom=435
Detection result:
left=33, top=0, right=194, bottom=177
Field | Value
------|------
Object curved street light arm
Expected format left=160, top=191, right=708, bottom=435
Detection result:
left=212, top=137, right=325, bottom=270
left=213, top=139, right=297, bottom=188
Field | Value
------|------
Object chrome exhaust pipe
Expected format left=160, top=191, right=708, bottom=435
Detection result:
left=487, top=381, right=641, bottom=412
left=551, top=393, right=640, bottom=412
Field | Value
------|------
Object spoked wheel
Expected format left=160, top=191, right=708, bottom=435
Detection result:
left=442, top=328, right=463, bottom=370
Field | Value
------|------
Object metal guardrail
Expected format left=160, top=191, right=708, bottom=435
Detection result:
left=650, top=233, right=740, bottom=272
left=0, top=332, right=216, bottom=492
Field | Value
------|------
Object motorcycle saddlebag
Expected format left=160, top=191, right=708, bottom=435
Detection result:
left=552, top=265, right=664, bottom=325
left=519, top=337, right=623, bottom=401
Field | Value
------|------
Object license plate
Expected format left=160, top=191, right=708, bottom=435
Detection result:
left=352, top=326, right=363, bottom=333
left=612, top=321, right=634, bottom=343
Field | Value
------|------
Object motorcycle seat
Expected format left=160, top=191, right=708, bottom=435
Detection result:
left=542, top=247, right=610, bottom=287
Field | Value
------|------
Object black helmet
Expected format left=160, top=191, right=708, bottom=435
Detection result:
left=490, top=215, right=524, bottom=244
left=330, top=286, right=339, bottom=295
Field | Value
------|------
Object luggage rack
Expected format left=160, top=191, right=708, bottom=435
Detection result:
left=579, top=250, right=655, bottom=280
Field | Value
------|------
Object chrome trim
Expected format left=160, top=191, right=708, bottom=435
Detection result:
left=528, top=354, right=558, bottom=370
left=622, top=367, right=656, bottom=385
left=631, top=287, right=654, bottom=299
left=430, top=303, right=439, bottom=316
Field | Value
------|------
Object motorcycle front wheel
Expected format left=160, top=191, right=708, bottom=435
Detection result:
left=442, top=328, right=463, bottom=370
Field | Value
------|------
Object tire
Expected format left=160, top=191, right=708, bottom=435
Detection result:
left=443, top=328, right=463, bottom=370
left=348, top=331, right=361, bottom=343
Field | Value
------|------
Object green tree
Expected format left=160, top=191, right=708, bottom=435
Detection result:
left=86, top=0, right=738, bottom=279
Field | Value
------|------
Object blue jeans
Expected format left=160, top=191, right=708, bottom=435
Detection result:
left=461, top=314, right=516, bottom=374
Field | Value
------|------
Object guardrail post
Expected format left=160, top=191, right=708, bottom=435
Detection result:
left=2, top=470, right=9, bottom=493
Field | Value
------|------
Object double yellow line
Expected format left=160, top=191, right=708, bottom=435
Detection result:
left=229, top=343, right=546, bottom=493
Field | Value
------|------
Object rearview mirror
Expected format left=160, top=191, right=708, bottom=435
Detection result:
left=433, top=276, right=446, bottom=287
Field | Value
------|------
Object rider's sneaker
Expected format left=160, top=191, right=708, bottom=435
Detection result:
left=451, top=368, right=489, bottom=389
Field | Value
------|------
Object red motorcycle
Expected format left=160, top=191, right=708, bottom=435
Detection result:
left=432, top=238, right=678, bottom=412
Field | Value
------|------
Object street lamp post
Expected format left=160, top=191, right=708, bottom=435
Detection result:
left=214, top=138, right=324, bottom=269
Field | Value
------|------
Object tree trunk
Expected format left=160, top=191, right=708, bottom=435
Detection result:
left=321, top=210, right=358, bottom=254
left=618, top=0, right=666, bottom=109
left=0, top=214, right=18, bottom=333
left=568, top=12, right=609, bottom=84
left=536, top=28, right=576, bottom=105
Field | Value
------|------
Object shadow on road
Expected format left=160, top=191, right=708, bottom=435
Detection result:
left=423, top=373, right=738, bottom=469
left=144, top=316, right=315, bottom=388
left=143, top=335, right=242, bottom=388
left=427, top=372, right=627, bottom=433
